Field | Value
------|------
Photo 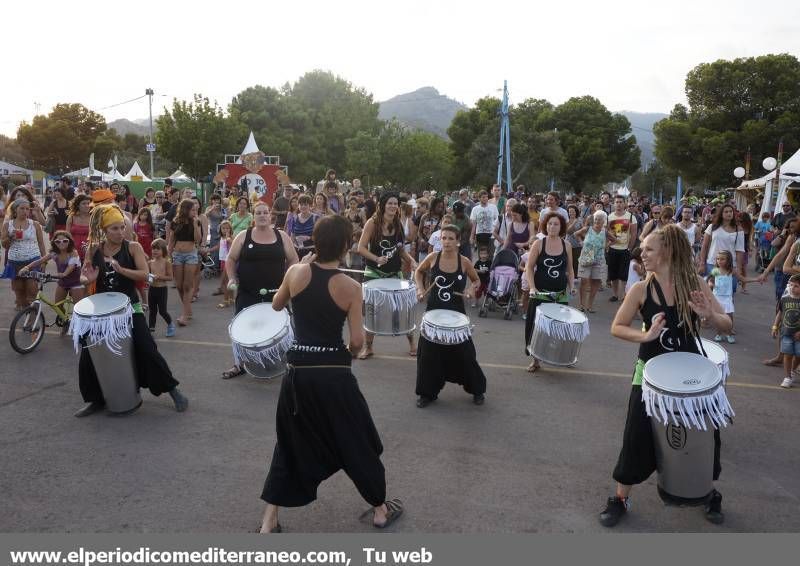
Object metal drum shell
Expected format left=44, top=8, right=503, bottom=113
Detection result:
left=362, top=280, right=418, bottom=336
left=529, top=327, right=583, bottom=366
left=651, top=415, right=716, bottom=503
left=420, top=309, right=472, bottom=345
left=229, top=305, right=292, bottom=380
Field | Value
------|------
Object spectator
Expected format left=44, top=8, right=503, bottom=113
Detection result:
left=606, top=195, right=638, bottom=302
left=772, top=202, right=795, bottom=231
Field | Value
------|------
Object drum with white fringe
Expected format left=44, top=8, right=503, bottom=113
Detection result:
left=229, top=304, right=293, bottom=379
left=697, top=338, right=730, bottom=385
left=643, top=352, right=734, bottom=503
left=420, top=309, right=472, bottom=345
left=362, top=278, right=417, bottom=335
left=70, top=292, right=141, bottom=414
left=528, top=303, right=590, bottom=366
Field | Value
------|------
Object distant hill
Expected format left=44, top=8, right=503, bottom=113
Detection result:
left=378, top=87, right=467, bottom=139
left=107, top=118, right=151, bottom=137
left=617, top=111, right=667, bottom=167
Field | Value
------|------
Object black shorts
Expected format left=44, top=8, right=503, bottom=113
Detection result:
left=607, top=248, right=630, bottom=282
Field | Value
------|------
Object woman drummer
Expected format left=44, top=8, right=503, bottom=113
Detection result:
left=222, top=201, right=299, bottom=379
left=356, top=192, right=418, bottom=359
left=76, top=204, right=189, bottom=417
left=599, top=224, right=732, bottom=527
left=524, top=212, right=576, bottom=373
left=414, top=225, right=486, bottom=408
left=259, top=215, right=403, bottom=533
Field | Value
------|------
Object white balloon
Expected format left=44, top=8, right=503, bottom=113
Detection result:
left=763, top=157, right=777, bottom=171
left=733, top=167, right=746, bottom=178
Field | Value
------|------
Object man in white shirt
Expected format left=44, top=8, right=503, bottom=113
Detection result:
left=470, top=190, right=499, bottom=251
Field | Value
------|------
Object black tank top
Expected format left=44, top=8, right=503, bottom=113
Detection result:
left=93, top=240, right=139, bottom=305
left=534, top=238, right=568, bottom=292
left=638, top=277, right=701, bottom=362
left=427, top=252, right=467, bottom=314
left=237, top=228, right=286, bottom=295
left=173, top=219, right=196, bottom=242
left=288, top=263, right=351, bottom=366
left=365, top=223, right=404, bottom=274
left=54, top=203, right=68, bottom=225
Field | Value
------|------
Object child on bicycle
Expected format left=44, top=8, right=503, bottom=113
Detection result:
left=18, top=230, right=85, bottom=305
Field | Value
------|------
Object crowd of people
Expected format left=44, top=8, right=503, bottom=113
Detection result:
left=0, top=173, right=791, bottom=531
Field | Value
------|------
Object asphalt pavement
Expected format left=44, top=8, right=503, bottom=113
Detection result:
left=0, top=269, right=797, bottom=533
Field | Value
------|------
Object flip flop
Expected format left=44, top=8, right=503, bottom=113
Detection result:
left=357, top=348, right=374, bottom=360
left=361, top=498, right=403, bottom=529
left=222, top=366, right=246, bottom=380
left=762, top=358, right=782, bottom=367
left=408, top=348, right=417, bottom=357
left=526, top=361, right=541, bottom=373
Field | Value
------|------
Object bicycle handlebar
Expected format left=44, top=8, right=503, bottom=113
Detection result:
left=18, top=272, right=59, bottom=283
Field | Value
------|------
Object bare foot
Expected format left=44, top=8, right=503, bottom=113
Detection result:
left=357, top=346, right=374, bottom=360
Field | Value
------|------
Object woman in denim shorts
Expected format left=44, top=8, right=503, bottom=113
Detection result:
left=168, top=199, right=201, bottom=326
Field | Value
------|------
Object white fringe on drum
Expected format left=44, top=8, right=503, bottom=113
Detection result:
left=421, top=321, right=472, bottom=345
left=642, top=383, right=735, bottom=431
left=231, top=327, right=294, bottom=368
left=533, top=309, right=590, bottom=342
left=363, top=285, right=417, bottom=312
left=69, top=305, right=134, bottom=356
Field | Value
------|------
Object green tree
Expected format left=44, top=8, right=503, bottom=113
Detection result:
left=156, top=95, right=245, bottom=180
left=447, top=97, right=502, bottom=187
left=551, top=96, right=640, bottom=192
left=16, top=103, right=106, bottom=172
left=0, top=134, right=28, bottom=166
left=654, top=54, right=800, bottom=187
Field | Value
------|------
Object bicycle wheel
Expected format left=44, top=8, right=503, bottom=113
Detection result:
left=9, top=305, right=46, bottom=354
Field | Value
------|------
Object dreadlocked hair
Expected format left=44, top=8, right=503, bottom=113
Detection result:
left=650, top=224, right=700, bottom=336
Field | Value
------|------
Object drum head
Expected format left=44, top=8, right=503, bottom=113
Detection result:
left=364, top=278, right=413, bottom=291
left=537, top=303, right=587, bottom=324
left=643, top=352, right=722, bottom=395
left=230, top=304, right=289, bottom=347
left=74, top=292, right=131, bottom=317
left=697, top=338, right=728, bottom=367
left=422, top=309, right=470, bottom=328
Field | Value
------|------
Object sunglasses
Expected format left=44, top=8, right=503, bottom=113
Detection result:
left=54, top=239, right=70, bottom=244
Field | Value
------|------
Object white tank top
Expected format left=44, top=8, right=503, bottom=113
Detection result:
left=6, top=219, right=40, bottom=261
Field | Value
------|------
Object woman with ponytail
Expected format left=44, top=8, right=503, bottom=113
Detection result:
left=599, top=224, right=731, bottom=528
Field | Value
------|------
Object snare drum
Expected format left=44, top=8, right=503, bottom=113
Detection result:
left=697, top=338, right=730, bottom=385
left=642, top=352, right=734, bottom=503
left=528, top=303, right=590, bottom=366
left=362, top=278, right=417, bottom=335
left=229, top=304, right=293, bottom=379
left=420, top=309, right=472, bottom=345
left=71, top=292, right=141, bottom=414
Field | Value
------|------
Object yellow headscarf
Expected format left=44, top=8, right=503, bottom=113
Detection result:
left=99, top=205, right=125, bottom=229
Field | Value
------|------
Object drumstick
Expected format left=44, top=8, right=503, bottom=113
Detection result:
left=337, top=268, right=368, bottom=274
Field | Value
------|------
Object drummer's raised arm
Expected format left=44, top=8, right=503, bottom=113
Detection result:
left=610, top=281, right=653, bottom=343
left=272, top=266, right=294, bottom=312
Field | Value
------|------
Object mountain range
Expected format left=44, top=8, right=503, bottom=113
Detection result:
left=109, top=88, right=666, bottom=166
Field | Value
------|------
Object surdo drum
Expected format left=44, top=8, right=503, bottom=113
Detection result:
left=229, top=304, right=293, bottom=379
left=70, top=292, right=141, bottom=414
left=420, top=309, right=472, bottom=345
left=362, top=278, right=418, bottom=335
left=642, top=352, right=734, bottom=503
left=529, top=303, right=590, bottom=366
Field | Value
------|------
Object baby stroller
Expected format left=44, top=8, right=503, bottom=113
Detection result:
left=201, top=253, right=219, bottom=279
left=479, top=248, right=520, bottom=320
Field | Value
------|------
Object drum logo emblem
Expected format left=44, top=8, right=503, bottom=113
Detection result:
left=682, top=378, right=701, bottom=385
left=666, top=424, right=687, bottom=450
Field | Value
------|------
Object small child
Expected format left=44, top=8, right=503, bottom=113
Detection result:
left=519, top=250, right=530, bottom=319
left=427, top=214, right=454, bottom=254
left=754, top=212, right=773, bottom=273
left=625, top=247, right=644, bottom=296
left=707, top=250, right=758, bottom=344
left=212, top=220, right=234, bottom=308
left=148, top=239, right=175, bottom=337
left=472, top=247, right=492, bottom=308
left=19, top=230, right=85, bottom=305
left=772, top=273, right=800, bottom=388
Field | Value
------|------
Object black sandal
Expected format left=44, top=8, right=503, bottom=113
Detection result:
left=222, top=366, right=246, bottom=379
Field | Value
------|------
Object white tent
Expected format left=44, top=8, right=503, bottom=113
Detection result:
left=0, top=159, right=33, bottom=176
left=167, top=168, right=193, bottom=181
left=109, top=168, right=127, bottom=181
left=63, top=167, right=115, bottom=181
left=124, top=161, right=151, bottom=182
left=235, top=132, right=261, bottom=164
left=738, top=148, right=800, bottom=216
